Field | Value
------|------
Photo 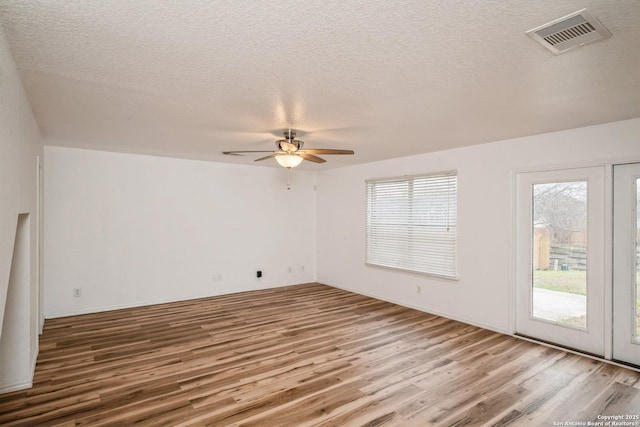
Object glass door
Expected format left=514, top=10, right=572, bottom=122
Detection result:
left=613, top=163, right=640, bottom=366
left=516, top=167, right=605, bottom=356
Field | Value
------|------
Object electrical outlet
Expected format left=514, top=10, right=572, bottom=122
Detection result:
left=416, top=285, right=422, bottom=295
left=300, top=265, right=305, bottom=272
left=73, top=288, right=81, bottom=297
left=288, top=267, right=292, bottom=273
left=212, top=274, right=222, bottom=282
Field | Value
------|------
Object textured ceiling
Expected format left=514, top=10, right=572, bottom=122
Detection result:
left=1, top=0, right=639, bottom=169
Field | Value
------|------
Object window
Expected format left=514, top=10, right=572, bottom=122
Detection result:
left=366, top=171, right=457, bottom=278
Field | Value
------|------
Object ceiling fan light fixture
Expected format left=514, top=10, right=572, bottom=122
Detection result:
left=275, top=154, right=303, bottom=168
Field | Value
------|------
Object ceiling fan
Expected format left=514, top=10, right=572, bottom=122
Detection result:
left=223, top=129, right=355, bottom=168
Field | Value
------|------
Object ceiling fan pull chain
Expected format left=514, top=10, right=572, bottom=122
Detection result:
left=287, top=167, right=291, bottom=190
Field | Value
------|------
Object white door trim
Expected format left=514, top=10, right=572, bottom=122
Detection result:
left=612, top=163, right=640, bottom=366
left=515, top=166, right=606, bottom=356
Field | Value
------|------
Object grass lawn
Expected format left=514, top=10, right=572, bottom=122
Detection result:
left=533, top=270, right=586, bottom=295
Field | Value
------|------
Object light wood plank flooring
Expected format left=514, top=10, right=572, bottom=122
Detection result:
left=1, top=283, right=639, bottom=426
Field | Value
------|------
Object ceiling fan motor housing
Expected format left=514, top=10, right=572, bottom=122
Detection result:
left=277, top=130, right=304, bottom=152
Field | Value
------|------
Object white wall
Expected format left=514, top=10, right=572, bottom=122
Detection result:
left=0, top=215, right=31, bottom=390
left=44, top=146, right=317, bottom=317
left=316, top=118, right=640, bottom=333
left=0, top=24, right=43, bottom=392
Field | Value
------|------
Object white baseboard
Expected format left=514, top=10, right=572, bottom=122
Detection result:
left=45, top=292, right=231, bottom=319
left=0, top=378, right=32, bottom=394
left=44, top=282, right=310, bottom=319
left=0, top=339, right=39, bottom=395
left=318, top=280, right=510, bottom=336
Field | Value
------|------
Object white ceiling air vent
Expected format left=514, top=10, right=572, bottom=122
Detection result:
left=526, top=9, right=611, bottom=54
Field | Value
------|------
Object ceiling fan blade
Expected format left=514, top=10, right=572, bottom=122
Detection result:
left=223, top=150, right=274, bottom=155
left=254, top=153, right=278, bottom=162
left=299, top=153, right=326, bottom=163
left=299, top=149, right=354, bottom=155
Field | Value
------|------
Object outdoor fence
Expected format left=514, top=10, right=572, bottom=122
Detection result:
left=547, top=245, right=586, bottom=271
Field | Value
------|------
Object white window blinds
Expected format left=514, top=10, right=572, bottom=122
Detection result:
left=366, top=171, right=457, bottom=278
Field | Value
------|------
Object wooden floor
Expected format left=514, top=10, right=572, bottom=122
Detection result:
left=1, top=283, right=639, bottom=426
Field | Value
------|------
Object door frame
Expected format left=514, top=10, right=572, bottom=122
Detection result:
left=612, top=162, right=640, bottom=366
left=514, top=166, right=607, bottom=356
left=36, top=156, right=44, bottom=334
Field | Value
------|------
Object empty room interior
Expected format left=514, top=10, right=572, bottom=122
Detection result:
left=2, top=1, right=640, bottom=426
